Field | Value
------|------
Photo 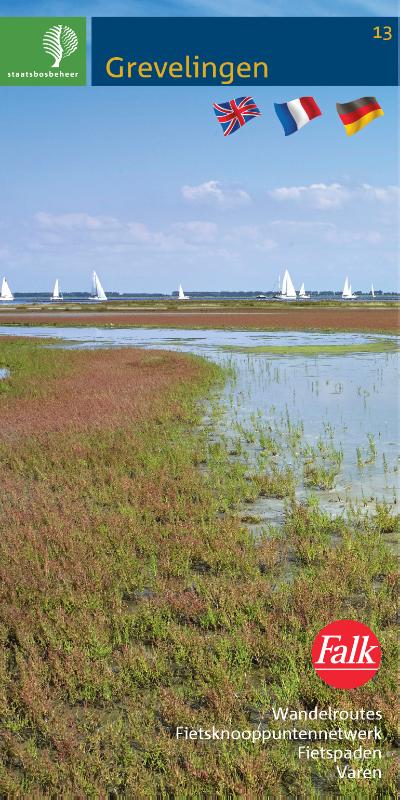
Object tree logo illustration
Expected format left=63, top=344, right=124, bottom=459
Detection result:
left=43, top=25, right=78, bottom=68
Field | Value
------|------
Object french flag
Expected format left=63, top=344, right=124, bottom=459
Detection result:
left=274, top=97, right=322, bottom=136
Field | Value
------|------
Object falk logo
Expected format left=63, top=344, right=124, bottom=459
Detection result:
left=43, top=25, right=78, bottom=68
left=312, top=620, right=381, bottom=689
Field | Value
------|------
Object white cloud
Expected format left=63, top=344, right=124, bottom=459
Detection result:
left=270, top=219, right=383, bottom=245
left=170, top=221, right=217, bottom=242
left=269, top=183, right=399, bottom=210
left=32, top=212, right=220, bottom=256
left=34, top=213, right=217, bottom=248
left=182, top=180, right=251, bottom=208
left=34, top=212, right=122, bottom=230
left=269, top=183, right=348, bottom=209
left=226, top=224, right=277, bottom=251
left=34, top=212, right=166, bottom=249
left=126, top=222, right=153, bottom=243
left=360, top=184, right=399, bottom=202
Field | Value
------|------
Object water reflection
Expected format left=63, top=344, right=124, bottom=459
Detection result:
left=0, top=325, right=398, bottom=510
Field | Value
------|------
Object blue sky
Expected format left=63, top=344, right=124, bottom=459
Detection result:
left=2, top=1, right=399, bottom=17
left=0, top=0, right=398, bottom=293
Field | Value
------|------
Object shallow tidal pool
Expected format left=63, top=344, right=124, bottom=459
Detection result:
left=0, top=325, right=398, bottom=514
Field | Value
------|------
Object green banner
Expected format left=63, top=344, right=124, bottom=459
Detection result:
left=0, top=17, right=86, bottom=85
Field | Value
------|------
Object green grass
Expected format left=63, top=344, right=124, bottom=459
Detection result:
left=221, top=340, right=399, bottom=355
left=252, top=467, right=296, bottom=498
left=0, top=336, right=75, bottom=397
left=0, top=338, right=398, bottom=797
left=1, top=298, right=399, bottom=312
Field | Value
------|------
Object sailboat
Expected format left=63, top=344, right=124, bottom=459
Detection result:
left=51, top=279, right=63, bottom=301
left=299, top=282, right=310, bottom=300
left=275, top=269, right=297, bottom=301
left=177, top=284, right=189, bottom=300
left=0, top=277, right=13, bottom=302
left=91, top=270, right=107, bottom=301
left=371, top=283, right=375, bottom=298
left=342, top=276, right=356, bottom=300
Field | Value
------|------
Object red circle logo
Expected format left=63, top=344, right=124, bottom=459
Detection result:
left=312, top=620, right=381, bottom=689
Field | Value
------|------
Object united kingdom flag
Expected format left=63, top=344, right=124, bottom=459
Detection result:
left=213, top=96, right=261, bottom=137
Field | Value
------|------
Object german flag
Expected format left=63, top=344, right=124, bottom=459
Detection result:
left=336, top=97, right=384, bottom=136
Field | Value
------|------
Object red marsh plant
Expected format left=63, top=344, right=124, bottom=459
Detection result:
left=0, top=337, right=398, bottom=798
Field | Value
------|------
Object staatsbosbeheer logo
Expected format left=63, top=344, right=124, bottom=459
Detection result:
left=43, top=25, right=78, bottom=68
left=312, top=620, right=381, bottom=689
left=0, top=17, right=86, bottom=86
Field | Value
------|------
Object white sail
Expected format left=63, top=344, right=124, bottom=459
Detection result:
left=342, top=276, right=356, bottom=299
left=91, top=270, right=107, bottom=301
left=299, top=281, right=310, bottom=300
left=282, top=269, right=296, bottom=299
left=342, top=276, right=350, bottom=298
left=371, top=283, right=375, bottom=298
left=286, top=272, right=296, bottom=298
left=275, top=269, right=296, bottom=300
left=178, top=284, right=189, bottom=300
left=0, top=277, right=13, bottom=301
left=51, top=279, right=61, bottom=300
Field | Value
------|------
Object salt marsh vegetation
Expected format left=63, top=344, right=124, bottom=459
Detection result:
left=0, top=328, right=398, bottom=796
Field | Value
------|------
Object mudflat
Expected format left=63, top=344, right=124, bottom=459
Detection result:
left=0, top=306, right=398, bottom=332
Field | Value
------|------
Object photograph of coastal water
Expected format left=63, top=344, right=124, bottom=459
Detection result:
left=0, top=3, right=399, bottom=798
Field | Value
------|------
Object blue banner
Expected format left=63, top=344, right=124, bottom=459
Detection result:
left=91, top=16, right=398, bottom=87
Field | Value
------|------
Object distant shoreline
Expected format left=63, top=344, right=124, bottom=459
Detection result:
left=7, top=292, right=400, bottom=302
left=0, top=304, right=398, bottom=334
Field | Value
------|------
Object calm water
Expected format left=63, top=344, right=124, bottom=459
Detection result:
left=5, top=292, right=398, bottom=304
left=0, top=326, right=398, bottom=512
